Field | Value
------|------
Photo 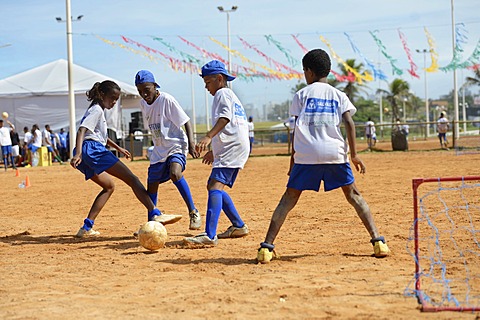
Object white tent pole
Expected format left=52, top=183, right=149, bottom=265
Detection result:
left=65, top=0, right=76, bottom=158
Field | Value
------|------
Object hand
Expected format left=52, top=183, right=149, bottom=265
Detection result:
left=70, top=154, right=82, bottom=169
left=202, top=151, right=214, bottom=165
left=188, top=145, right=200, bottom=159
left=196, top=136, right=212, bottom=153
left=351, top=155, right=366, bottom=174
left=119, top=147, right=131, bottom=160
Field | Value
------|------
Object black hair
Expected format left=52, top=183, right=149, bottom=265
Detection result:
left=302, top=49, right=331, bottom=78
left=86, top=80, right=121, bottom=106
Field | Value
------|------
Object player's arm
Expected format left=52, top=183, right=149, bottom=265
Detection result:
left=196, top=117, right=229, bottom=153
left=343, top=111, right=366, bottom=174
left=183, top=121, right=199, bottom=158
left=70, top=127, right=87, bottom=168
left=287, top=116, right=297, bottom=176
left=107, top=138, right=131, bottom=160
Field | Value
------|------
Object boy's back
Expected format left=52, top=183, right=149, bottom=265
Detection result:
left=291, top=82, right=356, bottom=164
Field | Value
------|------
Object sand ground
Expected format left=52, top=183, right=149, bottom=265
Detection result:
left=1, top=145, right=480, bottom=319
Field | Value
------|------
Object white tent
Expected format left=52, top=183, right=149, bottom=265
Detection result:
left=0, top=59, right=140, bottom=138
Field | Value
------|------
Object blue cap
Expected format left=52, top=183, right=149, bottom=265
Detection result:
left=200, top=60, right=235, bottom=81
left=135, top=70, right=160, bottom=88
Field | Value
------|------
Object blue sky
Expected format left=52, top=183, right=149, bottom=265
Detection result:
left=1, top=0, right=479, bottom=120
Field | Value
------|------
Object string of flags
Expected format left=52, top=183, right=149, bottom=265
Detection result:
left=93, top=26, right=480, bottom=84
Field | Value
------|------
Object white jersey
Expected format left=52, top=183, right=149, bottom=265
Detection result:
left=24, top=131, right=33, bottom=145
left=140, top=92, right=189, bottom=164
left=211, top=88, right=249, bottom=169
left=79, top=104, right=108, bottom=145
left=365, top=120, right=375, bottom=135
left=32, top=129, right=42, bottom=147
left=248, top=122, right=254, bottom=138
left=290, top=82, right=356, bottom=164
left=42, top=129, right=52, bottom=146
left=0, top=127, right=12, bottom=146
left=437, top=117, right=449, bottom=133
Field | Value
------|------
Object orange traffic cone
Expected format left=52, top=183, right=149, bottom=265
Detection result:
left=25, top=175, right=31, bottom=188
left=15, top=168, right=19, bottom=177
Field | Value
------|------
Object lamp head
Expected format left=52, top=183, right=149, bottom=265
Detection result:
left=55, top=17, right=62, bottom=22
left=231, top=6, right=238, bottom=11
left=77, top=15, right=84, bottom=20
left=217, top=6, right=224, bottom=11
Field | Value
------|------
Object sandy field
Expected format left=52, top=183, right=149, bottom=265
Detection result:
left=1, top=144, right=480, bottom=319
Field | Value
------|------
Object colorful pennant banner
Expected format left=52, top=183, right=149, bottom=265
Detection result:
left=320, top=35, right=373, bottom=84
left=423, top=27, right=439, bottom=72
left=265, top=35, right=299, bottom=67
left=344, top=33, right=387, bottom=81
left=369, top=30, right=403, bottom=76
left=398, top=29, right=420, bottom=78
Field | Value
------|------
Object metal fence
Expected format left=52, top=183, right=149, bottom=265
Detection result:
left=120, top=120, right=480, bottom=160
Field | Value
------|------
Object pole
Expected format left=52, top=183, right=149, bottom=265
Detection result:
left=462, top=83, right=467, bottom=134
left=190, top=71, right=196, bottom=143
left=451, top=0, right=459, bottom=146
left=65, top=0, right=76, bottom=158
left=423, top=51, right=429, bottom=137
left=226, top=11, right=232, bottom=90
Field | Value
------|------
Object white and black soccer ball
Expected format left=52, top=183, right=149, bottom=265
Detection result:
left=138, top=221, right=168, bottom=251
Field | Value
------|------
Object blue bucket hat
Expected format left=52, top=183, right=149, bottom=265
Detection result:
left=200, top=60, right=235, bottom=81
left=135, top=70, right=160, bottom=88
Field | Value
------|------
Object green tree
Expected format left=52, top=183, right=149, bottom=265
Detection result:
left=336, top=59, right=369, bottom=104
left=291, top=81, right=307, bottom=94
left=465, top=67, right=480, bottom=87
left=377, top=78, right=410, bottom=123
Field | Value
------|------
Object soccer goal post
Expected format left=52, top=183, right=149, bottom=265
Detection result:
left=408, top=176, right=480, bottom=312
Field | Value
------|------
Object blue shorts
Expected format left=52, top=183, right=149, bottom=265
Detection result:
left=46, top=145, right=54, bottom=152
left=29, top=145, right=40, bottom=153
left=147, top=153, right=186, bottom=184
left=287, top=163, right=354, bottom=192
left=74, top=140, right=119, bottom=180
left=208, top=168, right=240, bottom=188
left=1, top=145, right=12, bottom=156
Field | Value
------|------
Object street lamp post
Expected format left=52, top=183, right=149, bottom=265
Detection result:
left=217, top=5, right=237, bottom=88
left=56, top=2, right=83, bottom=158
left=416, top=49, right=430, bottom=137
left=451, top=0, right=459, bottom=146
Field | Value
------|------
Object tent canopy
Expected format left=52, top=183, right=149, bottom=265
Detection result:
left=0, top=59, right=141, bottom=137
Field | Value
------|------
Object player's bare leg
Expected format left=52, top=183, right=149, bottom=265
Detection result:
left=341, top=182, right=390, bottom=257
left=264, top=187, right=302, bottom=244
left=341, top=182, right=379, bottom=238
left=88, top=172, right=115, bottom=221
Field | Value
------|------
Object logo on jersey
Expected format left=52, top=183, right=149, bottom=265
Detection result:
left=234, top=103, right=247, bottom=120
left=305, top=98, right=338, bottom=114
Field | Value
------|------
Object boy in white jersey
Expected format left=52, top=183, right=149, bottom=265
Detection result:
left=184, top=60, right=250, bottom=246
left=135, top=70, right=201, bottom=230
left=0, top=118, right=16, bottom=171
left=70, top=80, right=176, bottom=238
left=257, top=49, right=390, bottom=263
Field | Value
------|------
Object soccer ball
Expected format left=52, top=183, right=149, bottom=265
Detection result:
left=2, top=112, right=8, bottom=119
left=138, top=221, right=168, bottom=251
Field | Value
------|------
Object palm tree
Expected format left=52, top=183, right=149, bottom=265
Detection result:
left=377, top=78, right=410, bottom=123
left=465, top=67, right=480, bottom=87
left=336, top=59, right=369, bottom=104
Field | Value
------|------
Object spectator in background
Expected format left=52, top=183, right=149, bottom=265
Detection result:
left=0, top=119, right=16, bottom=171
left=10, top=125, right=21, bottom=167
left=23, top=126, right=33, bottom=166
left=42, top=124, right=63, bottom=164
left=364, top=117, right=376, bottom=149
left=58, top=128, right=68, bottom=161
left=248, top=116, right=254, bottom=154
left=437, top=112, right=450, bottom=149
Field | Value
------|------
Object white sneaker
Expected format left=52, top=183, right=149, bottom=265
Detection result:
left=189, top=209, right=202, bottom=230
left=217, top=224, right=249, bottom=239
left=76, top=228, right=100, bottom=238
left=152, top=214, right=182, bottom=225
left=183, top=232, right=218, bottom=246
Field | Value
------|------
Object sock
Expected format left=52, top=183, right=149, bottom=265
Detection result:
left=221, top=191, right=244, bottom=228
left=173, top=177, right=195, bottom=212
left=55, top=155, right=63, bottom=163
left=206, top=190, right=222, bottom=239
left=82, top=218, right=94, bottom=231
left=148, top=208, right=161, bottom=221
left=148, top=192, right=158, bottom=206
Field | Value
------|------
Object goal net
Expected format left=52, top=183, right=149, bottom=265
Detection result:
left=405, top=176, right=480, bottom=312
